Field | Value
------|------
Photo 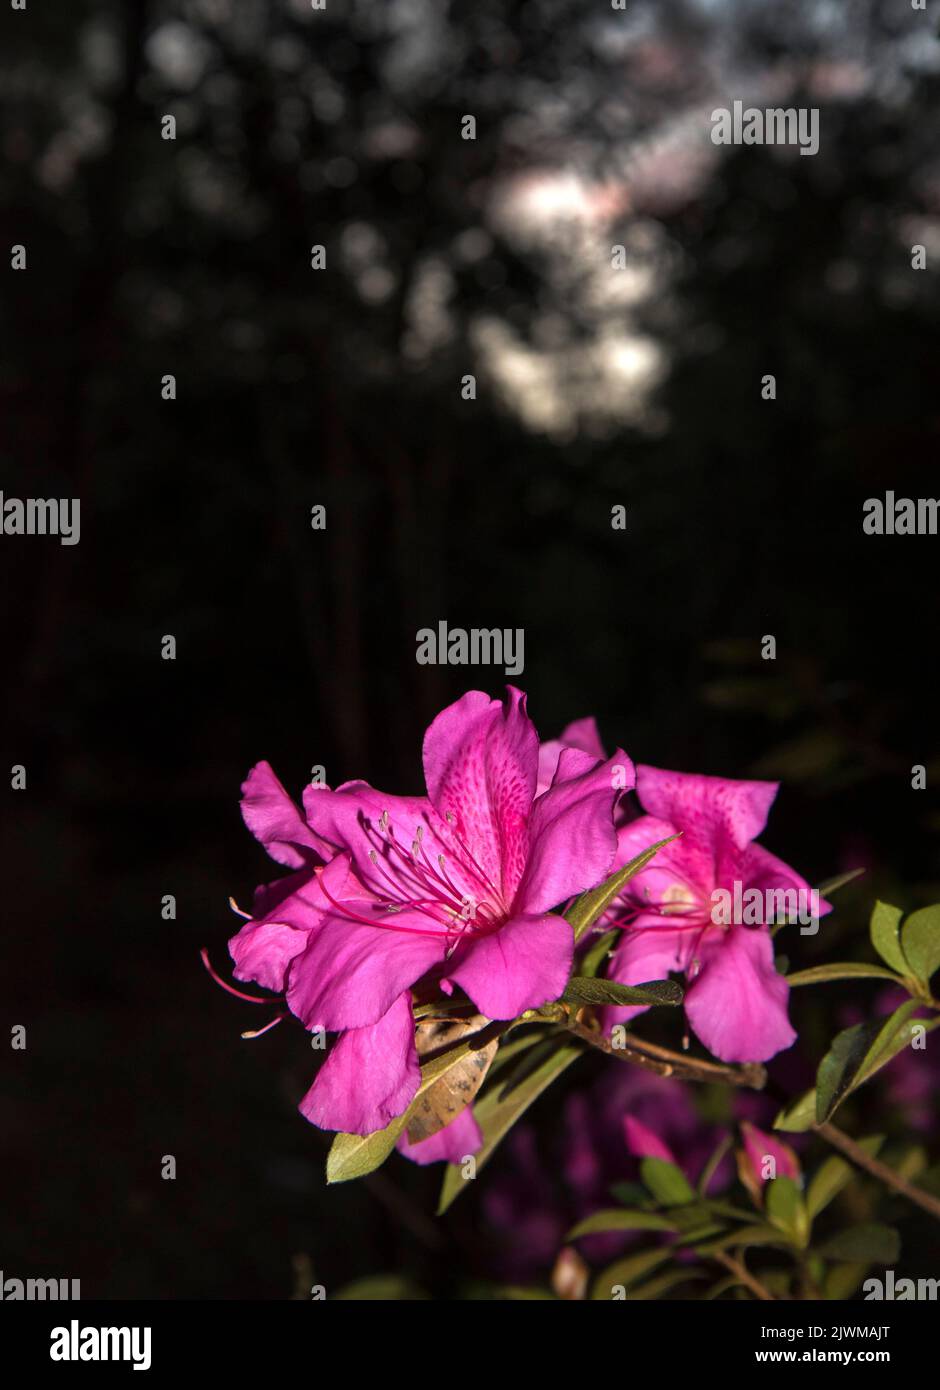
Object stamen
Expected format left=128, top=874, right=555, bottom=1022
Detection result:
left=316, top=865, right=451, bottom=938
left=241, top=1012, right=287, bottom=1039
left=200, top=947, right=276, bottom=1004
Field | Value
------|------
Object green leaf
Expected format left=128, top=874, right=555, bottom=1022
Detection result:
left=765, top=1176, right=809, bottom=1247
left=326, top=1118, right=410, bottom=1186
left=567, top=1209, right=677, bottom=1240
left=815, top=1020, right=877, bottom=1124
left=566, top=836, right=678, bottom=943
left=590, top=1248, right=673, bottom=1300
left=327, top=1019, right=507, bottom=1183
left=485, top=1030, right=546, bottom=1079
left=815, top=868, right=865, bottom=898
left=813, top=1004, right=924, bottom=1126
left=697, top=1224, right=795, bottom=1253
left=857, top=1006, right=940, bottom=1086
left=436, top=1042, right=581, bottom=1214
left=786, top=962, right=900, bottom=987
left=561, top=976, right=682, bottom=1009
left=805, top=1137, right=884, bottom=1220
left=901, top=905, right=940, bottom=984
left=823, top=1262, right=870, bottom=1300
left=640, top=1156, right=696, bottom=1207
left=818, top=1223, right=900, bottom=1264
left=812, top=1001, right=935, bottom=1125
left=773, top=1088, right=817, bottom=1133
left=580, top=929, right=618, bottom=979
left=870, top=901, right=908, bottom=975
left=495, top=1032, right=567, bottom=1101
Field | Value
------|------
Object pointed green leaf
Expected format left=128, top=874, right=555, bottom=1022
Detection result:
left=870, top=901, right=907, bottom=975
left=696, top=1224, right=794, bottom=1253
left=901, top=905, right=940, bottom=984
left=818, top=1223, right=900, bottom=1264
left=640, top=1156, right=696, bottom=1207
left=561, top=976, right=682, bottom=1009
left=437, top=1042, right=581, bottom=1214
left=786, top=962, right=900, bottom=987
left=805, top=1137, right=884, bottom=1220
left=815, top=1022, right=874, bottom=1124
left=566, top=836, right=678, bottom=943
left=774, top=1088, right=817, bottom=1133
left=567, top=1209, right=677, bottom=1240
left=591, top=1247, right=673, bottom=1300
left=815, top=1019, right=886, bottom=1125
left=495, top=1032, right=567, bottom=1101
left=765, top=1176, right=809, bottom=1246
left=814, top=1003, right=936, bottom=1124
left=823, top=1262, right=870, bottom=1300
left=815, top=868, right=865, bottom=898
left=326, top=1121, right=408, bottom=1186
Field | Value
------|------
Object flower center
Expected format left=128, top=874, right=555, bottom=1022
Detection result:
left=321, top=809, right=508, bottom=948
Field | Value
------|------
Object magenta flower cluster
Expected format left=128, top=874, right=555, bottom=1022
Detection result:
left=227, top=688, right=823, bottom=1164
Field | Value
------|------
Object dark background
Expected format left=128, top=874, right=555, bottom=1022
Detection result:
left=2, top=0, right=939, bottom=1298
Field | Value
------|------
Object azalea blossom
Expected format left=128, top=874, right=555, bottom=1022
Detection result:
left=601, top=766, right=830, bottom=1064
left=229, top=688, right=631, bottom=1143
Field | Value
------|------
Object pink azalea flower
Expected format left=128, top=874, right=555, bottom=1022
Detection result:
left=602, top=766, right=830, bottom=1064
left=229, top=689, right=631, bottom=1140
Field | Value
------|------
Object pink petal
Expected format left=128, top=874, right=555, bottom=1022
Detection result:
left=740, top=1121, right=800, bottom=1184
left=612, top=815, right=701, bottom=912
left=396, top=1104, right=483, bottom=1166
left=684, top=926, right=795, bottom=1063
left=285, top=904, right=445, bottom=1032
left=301, top=780, right=438, bottom=890
left=228, top=920, right=309, bottom=993
left=537, top=716, right=607, bottom=794
left=241, top=761, right=331, bottom=867
left=299, top=994, right=419, bottom=1135
left=623, top=1115, right=678, bottom=1166
left=636, top=765, right=778, bottom=882
left=744, top=842, right=832, bottom=921
left=518, top=747, right=630, bottom=914
left=447, top=912, right=574, bottom=1019
left=421, top=686, right=539, bottom=904
left=229, top=859, right=352, bottom=991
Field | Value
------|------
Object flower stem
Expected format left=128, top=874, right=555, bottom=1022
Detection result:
left=560, top=1013, right=766, bottom=1089
left=816, top=1121, right=940, bottom=1223
left=712, top=1250, right=775, bottom=1301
